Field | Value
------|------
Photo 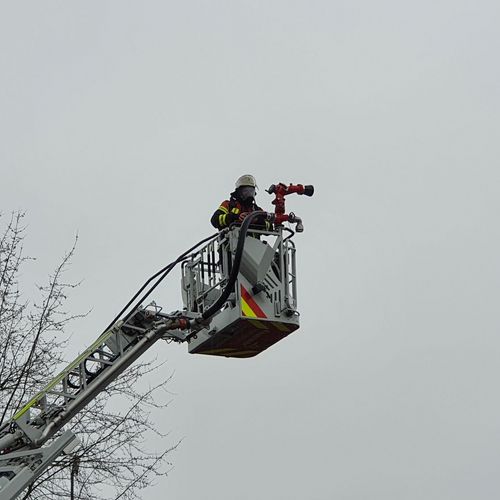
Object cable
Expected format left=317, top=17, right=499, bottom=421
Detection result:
left=76, top=231, right=222, bottom=389
left=102, top=231, right=221, bottom=332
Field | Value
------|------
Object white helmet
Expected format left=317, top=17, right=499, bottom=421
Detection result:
left=235, top=174, right=257, bottom=189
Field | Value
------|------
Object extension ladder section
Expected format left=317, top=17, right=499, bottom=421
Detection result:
left=0, top=308, right=189, bottom=499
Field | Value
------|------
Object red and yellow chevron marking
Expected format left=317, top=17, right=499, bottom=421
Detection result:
left=240, top=285, right=267, bottom=319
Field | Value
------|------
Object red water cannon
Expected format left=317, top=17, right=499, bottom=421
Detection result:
left=266, top=183, right=314, bottom=232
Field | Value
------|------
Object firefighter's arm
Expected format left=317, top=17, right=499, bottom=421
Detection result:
left=210, top=202, right=238, bottom=229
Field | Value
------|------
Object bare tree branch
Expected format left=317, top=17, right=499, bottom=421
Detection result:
left=0, top=211, right=177, bottom=499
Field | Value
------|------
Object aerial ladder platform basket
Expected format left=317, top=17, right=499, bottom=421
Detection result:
left=182, top=224, right=300, bottom=358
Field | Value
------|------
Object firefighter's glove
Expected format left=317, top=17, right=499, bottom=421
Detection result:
left=227, top=212, right=239, bottom=224
left=238, top=212, right=249, bottom=223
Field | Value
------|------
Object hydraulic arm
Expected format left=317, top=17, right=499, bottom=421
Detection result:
left=0, top=308, right=192, bottom=499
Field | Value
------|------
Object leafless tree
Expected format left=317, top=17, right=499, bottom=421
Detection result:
left=0, top=212, right=178, bottom=499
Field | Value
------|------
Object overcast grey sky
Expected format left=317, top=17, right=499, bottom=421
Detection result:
left=2, top=1, right=500, bottom=499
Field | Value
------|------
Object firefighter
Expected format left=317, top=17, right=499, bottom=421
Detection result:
left=211, top=175, right=271, bottom=231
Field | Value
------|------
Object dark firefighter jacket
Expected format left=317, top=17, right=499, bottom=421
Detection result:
left=210, top=193, right=272, bottom=231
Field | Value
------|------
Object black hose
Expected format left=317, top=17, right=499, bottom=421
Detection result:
left=71, top=232, right=223, bottom=388
left=201, top=211, right=266, bottom=320
left=102, top=231, right=221, bottom=332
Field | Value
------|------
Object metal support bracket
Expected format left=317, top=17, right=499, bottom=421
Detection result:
left=0, top=431, right=79, bottom=500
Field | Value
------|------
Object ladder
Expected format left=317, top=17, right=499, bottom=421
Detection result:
left=0, top=306, right=193, bottom=499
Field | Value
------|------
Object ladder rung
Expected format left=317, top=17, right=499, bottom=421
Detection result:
left=93, top=348, right=114, bottom=359
left=47, top=391, right=77, bottom=399
left=86, top=356, right=113, bottom=366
